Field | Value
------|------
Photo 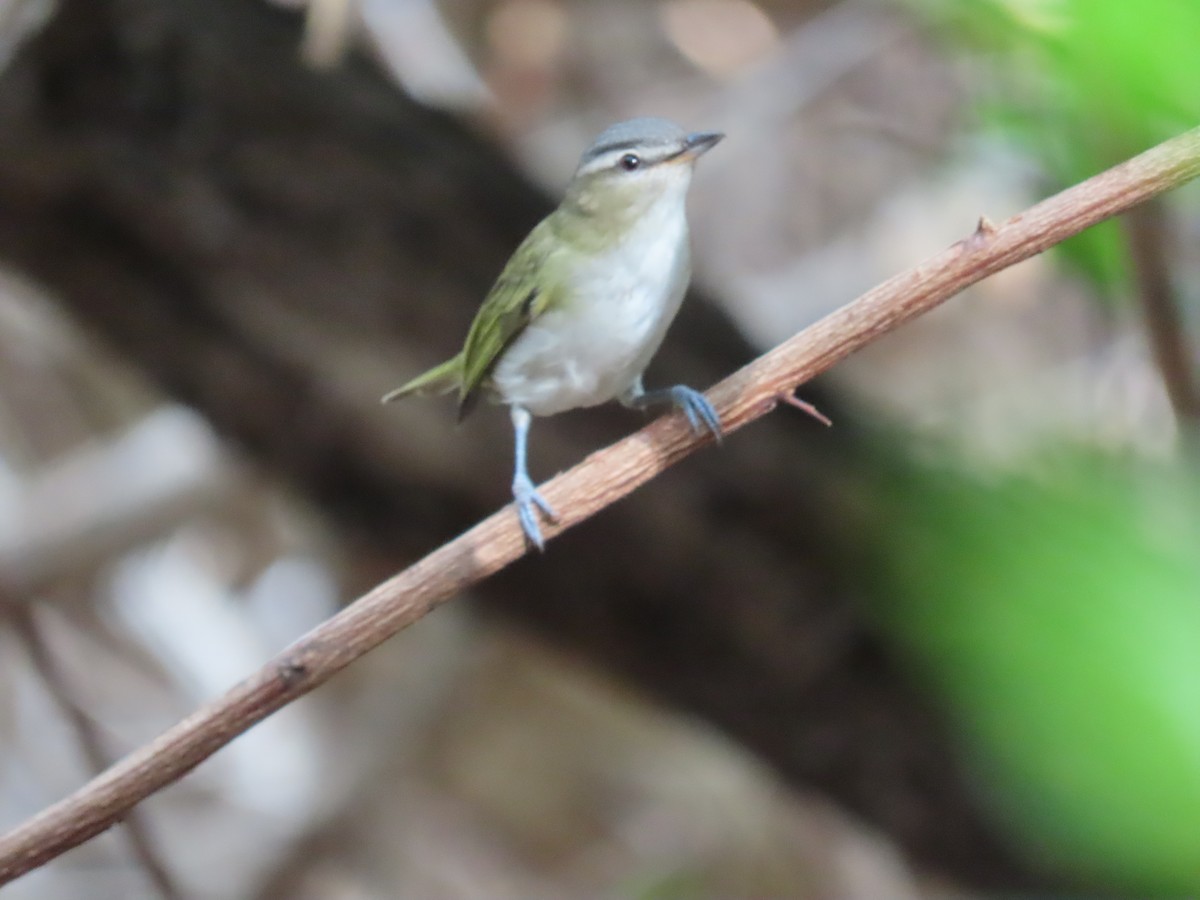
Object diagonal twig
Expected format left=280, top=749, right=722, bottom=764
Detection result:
left=1124, top=197, right=1200, bottom=422
left=5, top=604, right=181, bottom=898
left=0, top=125, right=1198, bottom=886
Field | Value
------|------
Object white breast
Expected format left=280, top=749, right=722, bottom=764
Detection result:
left=492, top=187, right=692, bottom=417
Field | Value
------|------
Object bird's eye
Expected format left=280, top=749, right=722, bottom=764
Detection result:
left=619, top=153, right=641, bottom=171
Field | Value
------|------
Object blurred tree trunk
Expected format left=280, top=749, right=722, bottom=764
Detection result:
left=0, top=0, right=1030, bottom=887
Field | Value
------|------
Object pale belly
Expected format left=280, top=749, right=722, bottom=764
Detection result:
left=491, top=239, right=690, bottom=417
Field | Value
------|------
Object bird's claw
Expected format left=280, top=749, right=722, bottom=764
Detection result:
left=669, top=386, right=723, bottom=442
left=513, top=473, right=556, bottom=551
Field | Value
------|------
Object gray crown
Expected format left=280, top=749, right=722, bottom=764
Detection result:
left=580, top=117, right=688, bottom=165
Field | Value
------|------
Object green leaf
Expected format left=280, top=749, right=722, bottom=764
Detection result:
left=869, top=454, right=1200, bottom=893
left=909, top=0, right=1200, bottom=296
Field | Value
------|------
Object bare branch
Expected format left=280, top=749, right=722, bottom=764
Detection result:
left=6, top=605, right=180, bottom=897
left=0, top=125, right=1198, bottom=886
left=1124, top=198, right=1200, bottom=422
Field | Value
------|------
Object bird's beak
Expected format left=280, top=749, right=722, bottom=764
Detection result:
left=672, top=131, right=724, bottom=162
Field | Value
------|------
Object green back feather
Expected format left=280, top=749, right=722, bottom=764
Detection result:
left=456, top=219, right=563, bottom=419
left=381, top=218, right=569, bottom=417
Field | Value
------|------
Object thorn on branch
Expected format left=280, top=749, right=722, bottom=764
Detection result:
left=775, top=391, right=832, bottom=427
left=962, top=214, right=998, bottom=251
left=277, top=659, right=309, bottom=687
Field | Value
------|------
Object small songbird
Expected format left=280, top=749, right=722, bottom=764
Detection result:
left=383, top=117, right=723, bottom=549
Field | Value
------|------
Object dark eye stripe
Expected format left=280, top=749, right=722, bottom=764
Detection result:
left=582, top=139, right=642, bottom=162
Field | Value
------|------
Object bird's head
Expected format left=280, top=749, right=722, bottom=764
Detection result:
left=558, top=117, right=723, bottom=244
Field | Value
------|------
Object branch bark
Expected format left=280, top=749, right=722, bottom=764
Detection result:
left=0, top=120, right=1197, bottom=884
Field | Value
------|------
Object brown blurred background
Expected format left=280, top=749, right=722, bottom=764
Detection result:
left=0, top=0, right=1196, bottom=897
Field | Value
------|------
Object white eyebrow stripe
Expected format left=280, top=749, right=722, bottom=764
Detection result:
left=582, top=139, right=642, bottom=161
left=576, top=145, right=679, bottom=176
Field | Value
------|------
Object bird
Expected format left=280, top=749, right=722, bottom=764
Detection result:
left=383, top=117, right=723, bottom=550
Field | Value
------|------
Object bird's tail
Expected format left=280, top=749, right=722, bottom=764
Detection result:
left=381, top=354, right=462, bottom=403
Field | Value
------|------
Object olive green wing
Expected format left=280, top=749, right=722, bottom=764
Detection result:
left=380, top=354, right=462, bottom=404
left=457, top=222, right=561, bottom=419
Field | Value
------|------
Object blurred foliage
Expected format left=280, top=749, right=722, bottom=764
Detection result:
left=867, top=9, right=1200, bottom=885
left=866, top=451, right=1200, bottom=893
left=909, top=0, right=1200, bottom=297
left=624, top=867, right=710, bottom=900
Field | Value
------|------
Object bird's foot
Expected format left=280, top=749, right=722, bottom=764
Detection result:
left=512, top=472, right=556, bottom=551
left=667, top=385, right=722, bottom=441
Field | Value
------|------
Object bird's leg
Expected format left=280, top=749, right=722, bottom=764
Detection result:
left=510, top=405, right=556, bottom=551
left=620, top=377, right=722, bottom=441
